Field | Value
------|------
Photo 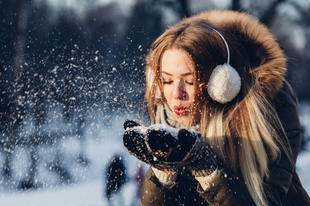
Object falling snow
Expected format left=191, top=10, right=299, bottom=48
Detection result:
left=1, top=0, right=310, bottom=205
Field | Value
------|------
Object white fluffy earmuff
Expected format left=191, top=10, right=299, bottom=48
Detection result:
left=207, top=29, right=241, bottom=104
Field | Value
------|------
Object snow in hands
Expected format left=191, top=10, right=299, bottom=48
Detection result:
left=122, top=119, right=218, bottom=176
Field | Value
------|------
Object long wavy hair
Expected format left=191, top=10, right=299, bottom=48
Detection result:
left=144, top=11, right=293, bottom=206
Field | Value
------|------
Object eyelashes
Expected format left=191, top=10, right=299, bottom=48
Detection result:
left=162, top=80, right=194, bottom=85
left=163, top=81, right=172, bottom=85
left=185, top=81, right=194, bottom=86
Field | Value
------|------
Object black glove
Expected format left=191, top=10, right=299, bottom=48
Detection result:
left=123, top=120, right=153, bottom=164
left=123, top=120, right=218, bottom=176
left=146, top=125, right=218, bottom=177
left=123, top=120, right=180, bottom=172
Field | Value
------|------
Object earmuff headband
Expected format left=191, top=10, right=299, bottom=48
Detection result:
left=212, top=28, right=230, bottom=64
left=207, top=29, right=241, bottom=104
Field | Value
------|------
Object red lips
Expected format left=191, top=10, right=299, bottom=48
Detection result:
left=173, top=105, right=188, bottom=115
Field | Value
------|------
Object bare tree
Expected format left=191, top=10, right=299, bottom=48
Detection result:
left=4, top=0, right=29, bottom=182
left=259, top=0, right=286, bottom=26
left=231, top=0, right=242, bottom=12
left=178, top=0, right=190, bottom=17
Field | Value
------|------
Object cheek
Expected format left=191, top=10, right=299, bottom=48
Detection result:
left=163, top=85, right=171, bottom=100
left=162, top=87, right=168, bottom=104
left=163, top=86, right=175, bottom=109
left=188, top=88, right=196, bottom=101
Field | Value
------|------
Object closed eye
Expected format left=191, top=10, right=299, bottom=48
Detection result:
left=163, top=81, right=173, bottom=85
left=185, top=81, right=194, bottom=85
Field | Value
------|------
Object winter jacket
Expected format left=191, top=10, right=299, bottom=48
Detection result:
left=139, top=91, right=310, bottom=206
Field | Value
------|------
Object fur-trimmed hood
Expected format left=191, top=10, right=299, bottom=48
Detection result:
left=189, top=10, right=287, bottom=99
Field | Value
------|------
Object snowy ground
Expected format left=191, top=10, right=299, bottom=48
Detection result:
left=0, top=128, right=146, bottom=206
left=0, top=101, right=310, bottom=206
left=0, top=178, right=139, bottom=206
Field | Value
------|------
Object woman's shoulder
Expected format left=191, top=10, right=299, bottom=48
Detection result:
left=272, top=89, right=301, bottom=138
left=273, top=89, right=297, bottom=110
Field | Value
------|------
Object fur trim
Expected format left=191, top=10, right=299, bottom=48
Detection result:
left=192, top=10, right=287, bottom=98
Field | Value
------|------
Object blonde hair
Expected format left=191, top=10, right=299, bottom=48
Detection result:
left=144, top=11, right=293, bottom=206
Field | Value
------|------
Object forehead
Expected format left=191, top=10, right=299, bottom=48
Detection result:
left=160, top=49, right=195, bottom=74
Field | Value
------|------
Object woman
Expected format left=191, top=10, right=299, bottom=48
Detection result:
left=123, top=10, right=310, bottom=205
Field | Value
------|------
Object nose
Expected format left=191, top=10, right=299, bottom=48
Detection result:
left=172, top=80, right=187, bottom=100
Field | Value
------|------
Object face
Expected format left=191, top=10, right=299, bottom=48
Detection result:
left=160, top=49, right=196, bottom=125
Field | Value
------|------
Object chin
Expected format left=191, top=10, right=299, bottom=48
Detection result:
left=175, top=115, right=189, bottom=126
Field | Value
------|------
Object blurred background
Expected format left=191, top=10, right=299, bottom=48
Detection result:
left=0, top=0, right=310, bottom=205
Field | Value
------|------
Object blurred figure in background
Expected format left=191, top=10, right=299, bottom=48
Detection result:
left=105, top=155, right=127, bottom=205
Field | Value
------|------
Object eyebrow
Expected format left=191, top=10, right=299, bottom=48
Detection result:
left=161, top=71, right=194, bottom=77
